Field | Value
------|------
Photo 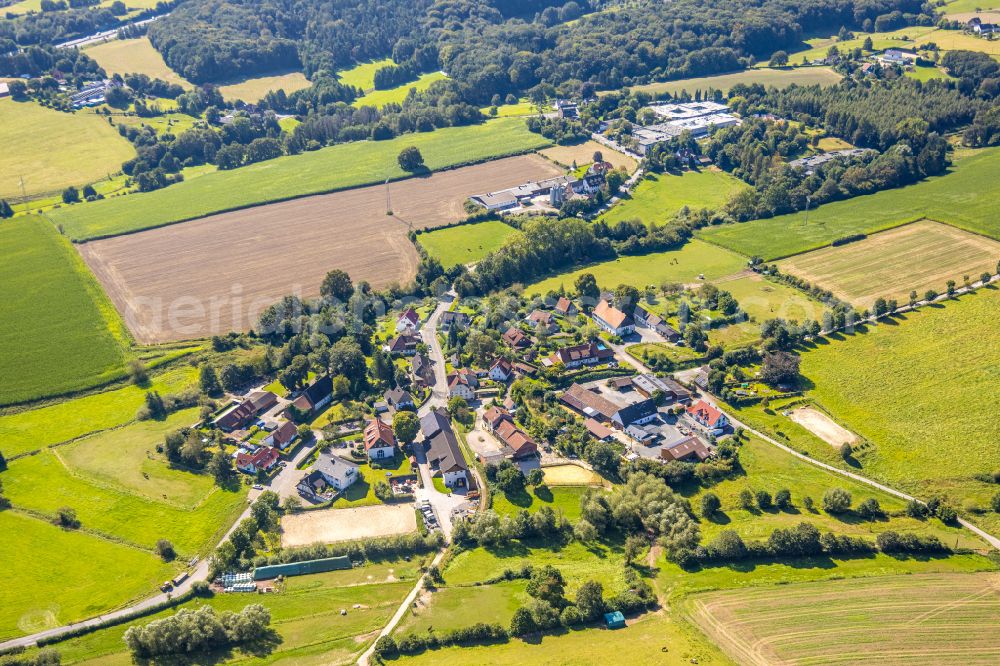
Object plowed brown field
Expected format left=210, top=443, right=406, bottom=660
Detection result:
left=79, top=155, right=562, bottom=342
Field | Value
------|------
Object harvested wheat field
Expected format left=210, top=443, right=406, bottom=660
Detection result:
left=777, top=220, right=1000, bottom=308
left=686, top=573, right=1000, bottom=666
left=788, top=407, right=858, bottom=448
left=281, top=504, right=417, bottom=547
left=78, top=155, right=562, bottom=342
left=540, top=140, right=637, bottom=172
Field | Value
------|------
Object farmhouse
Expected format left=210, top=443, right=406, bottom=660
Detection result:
left=554, top=296, right=577, bottom=316
left=384, top=387, right=415, bottom=411
left=386, top=333, right=421, bottom=356
left=420, top=409, right=469, bottom=488
left=236, top=446, right=280, bottom=475
left=554, top=99, right=578, bottom=118
left=686, top=399, right=729, bottom=434
left=470, top=171, right=606, bottom=213
left=447, top=368, right=478, bottom=400
left=561, top=380, right=660, bottom=431
left=262, top=420, right=298, bottom=449
left=876, top=49, right=917, bottom=66
left=214, top=390, right=278, bottom=431
left=439, top=310, right=470, bottom=331
left=633, top=305, right=680, bottom=341
left=298, top=452, right=359, bottom=498
left=0, top=82, right=9, bottom=98
left=396, top=308, right=420, bottom=332
left=592, top=299, right=635, bottom=336
left=289, top=375, right=333, bottom=416
left=968, top=17, right=999, bottom=35
left=502, top=326, right=531, bottom=350
left=547, top=341, right=614, bottom=368
left=489, top=357, right=514, bottom=382
left=483, top=406, right=538, bottom=459
left=364, top=418, right=397, bottom=460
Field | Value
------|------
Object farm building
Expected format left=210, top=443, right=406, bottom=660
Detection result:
left=632, top=305, right=680, bottom=341
left=483, top=406, right=538, bottom=459
left=289, top=375, right=333, bottom=415
left=631, top=373, right=691, bottom=403
left=592, top=299, right=634, bottom=336
left=214, top=390, right=278, bottom=431
left=604, top=611, right=626, bottom=629
left=420, top=408, right=469, bottom=487
left=253, top=555, right=352, bottom=580
left=660, top=436, right=711, bottom=462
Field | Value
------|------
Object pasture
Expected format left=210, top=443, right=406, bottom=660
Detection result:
left=491, top=485, right=596, bottom=522
left=417, top=220, right=518, bottom=268
left=944, top=0, right=1000, bottom=15
left=0, top=511, right=175, bottom=642
left=697, top=146, right=1000, bottom=259
left=602, top=170, right=748, bottom=225
left=336, top=58, right=394, bottom=91
left=625, top=67, right=842, bottom=97
left=84, top=38, right=192, bottom=88
left=800, top=288, right=1000, bottom=531
left=716, top=272, right=826, bottom=325
left=776, top=220, right=1000, bottom=308
left=0, top=98, right=134, bottom=199
left=687, top=573, right=1000, bottom=666
left=526, top=239, right=747, bottom=296
left=14, top=561, right=418, bottom=664
left=280, top=504, right=417, bottom=548
left=915, top=28, right=1000, bottom=56
left=49, top=117, right=551, bottom=240
left=218, top=71, right=311, bottom=102
left=353, top=71, right=448, bottom=109
left=78, top=154, right=561, bottom=342
left=0, top=218, right=129, bottom=407
left=539, top=140, right=638, bottom=172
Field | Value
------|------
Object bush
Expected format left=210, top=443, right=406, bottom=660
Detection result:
left=822, top=488, right=852, bottom=514
left=155, top=539, right=176, bottom=561
left=560, top=604, right=582, bottom=627
left=905, top=499, right=926, bottom=518
left=700, top=492, right=721, bottom=518
left=876, top=531, right=948, bottom=554
left=123, top=604, right=271, bottom=658
left=54, top=506, right=80, bottom=529
left=738, top=488, right=754, bottom=510
left=755, top=490, right=773, bottom=510
left=936, top=504, right=958, bottom=524
left=373, top=635, right=398, bottom=659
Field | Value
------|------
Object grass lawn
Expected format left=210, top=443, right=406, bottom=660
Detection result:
left=0, top=98, right=135, bottom=198
left=49, top=117, right=551, bottom=240
left=624, top=67, right=842, bottom=96
left=720, top=273, right=827, bottom=324
left=526, top=239, right=748, bottom=296
left=491, top=485, right=597, bottom=522
left=602, top=170, right=749, bottom=225
left=943, top=0, right=1000, bottom=12
left=484, top=100, right=546, bottom=117
left=353, top=71, right=448, bottom=109
left=795, top=287, right=1000, bottom=532
left=685, top=572, right=1000, bottom=665
left=336, top=58, right=394, bottom=92
left=18, top=561, right=419, bottom=665
left=417, top=221, right=517, bottom=267
left=333, top=453, right=413, bottom=508
left=697, top=146, right=1000, bottom=260
left=776, top=220, right=1000, bottom=308
left=396, top=580, right=529, bottom=636
left=0, top=365, right=196, bottom=458
left=0, top=217, right=130, bottom=407
left=218, top=71, right=312, bottom=103
left=0, top=511, right=176, bottom=642
left=84, top=37, right=192, bottom=88
left=907, top=64, right=954, bottom=82
left=627, top=342, right=704, bottom=366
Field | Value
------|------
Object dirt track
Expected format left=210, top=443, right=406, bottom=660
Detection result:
left=788, top=407, right=859, bottom=448
left=78, top=155, right=561, bottom=342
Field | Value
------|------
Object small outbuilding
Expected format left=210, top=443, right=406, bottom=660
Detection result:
left=604, top=611, right=626, bottom=629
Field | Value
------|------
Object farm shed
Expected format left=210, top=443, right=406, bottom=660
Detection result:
left=253, top=555, right=352, bottom=580
left=604, top=611, right=626, bottom=629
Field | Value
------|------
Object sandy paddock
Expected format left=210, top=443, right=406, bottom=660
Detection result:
left=542, top=464, right=603, bottom=486
left=280, top=504, right=417, bottom=548
left=788, top=407, right=859, bottom=448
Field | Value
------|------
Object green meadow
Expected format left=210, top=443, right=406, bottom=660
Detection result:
left=336, top=58, right=395, bottom=91
left=417, top=221, right=518, bottom=267
left=626, top=66, right=842, bottom=96
left=0, top=218, right=130, bottom=407
left=48, top=118, right=550, bottom=240
left=602, top=170, right=749, bottom=226
left=697, top=147, right=1000, bottom=259
left=353, top=71, right=448, bottom=109
left=526, top=239, right=747, bottom=295
left=490, top=485, right=596, bottom=522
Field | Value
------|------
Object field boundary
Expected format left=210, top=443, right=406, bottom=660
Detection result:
left=59, top=140, right=551, bottom=243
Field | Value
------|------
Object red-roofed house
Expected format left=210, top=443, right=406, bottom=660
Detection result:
left=548, top=341, right=614, bottom=369
left=447, top=368, right=478, bottom=400
left=554, top=296, right=577, bottom=316
left=686, top=400, right=729, bottom=434
left=364, top=418, right=396, bottom=460
left=526, top=309, right=558, bottom=333
left=396, top=308, right=420, bottom=332
left=502, top=327, right=531, bottom=350
left=263, top=420, right=299, bottom=449
left=236, top=446, right=281, bottom=475
left=483, top=406, right=537, bottom=459
left=489, top=357, right=514, bottom=382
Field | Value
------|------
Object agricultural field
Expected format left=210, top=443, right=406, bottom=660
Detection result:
left=797, top=288, right=1000, bottom=529
left=526, top=239, right=747, bottom=296
left=353, top=71, right=448, bottom=109
left=416, top=220, right=518, bottom=268
left=776, top=220, right=1000, bottom=308
left=336, top=58, right=394, bottom=91
left=12, top=560, right=419, bottom=664
left=0, top=364, right=196, bottom=458
left=539, top=140, right=638, bottom=172
left=944, top=0, right=1000, bottom=15
left=602, top=170, right=748, bottom=226
left=218, top=70, right=312, bottom=102
left=78, top=154, right=561, bottom=342
left=84, top=38, right=192, bottom=88
left=697, top=146, right=1000, bottom=260
left=625, top=66, right=842, bottom=97
left=687, top=573, right=1000, bottom=666
left=0, top=511, right=176, bottom=642
left=0, top=98, right=135, bottom=199
left=49, top=117, right=551, bottom=240
left=914, top=28, right=1000, bottom=56
left=0, top=217, right=129, bottom=407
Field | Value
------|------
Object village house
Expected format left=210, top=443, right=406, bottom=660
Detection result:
left=660, top=436, right=711, bottom=463
left=386, top=333, right=421, bottom=356
left=686, top=399, right=729, bottom=435
left=288, top=375, right=333, bottom=417
left=592, top=299, right=635, bottom=336
left=236, top=446, right=280, bottom=475
left=483, top=406, right=538, bottom=459
left=488, top=357, right=514, bottom=382
left=447, top=367, right=478, bottom=400
left=214, top=390, right=278, bottom=431
left=411, top=353, right=435, bottom=387
left=547, top=341, right=614, bottom=369
left=502, top=326, right=532, bottom=350
left=439, top=310, right=470, bottom=332
left=421, top=409, right=469, bottom=488
left=396, top=308, right=420, bottom=332
left=262, top=420, right=298, bottom=449
left=526, top=309, right=559, bottom=334
left=298, top=452, right=359, bottom=498
left=364, top=418, right=397, bottom=460
left=633, top=305, right=681, bottom=341
left=553, top=296, right=577, bottom=317
left=384, top=387, right=415, bottom=411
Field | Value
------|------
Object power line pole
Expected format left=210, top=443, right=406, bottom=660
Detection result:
left=19, top=174, right=28, bottom=214
left=385, top=177, right=392, bottom=216
left=804, top=194, right=811, bottom=225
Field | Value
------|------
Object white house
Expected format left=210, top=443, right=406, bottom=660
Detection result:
left=298, top=452, right=359, bottom=496
left=686, top=399, right=729, bottom=435
left=488, top=358, right=513, bottom=382
left=447, top=369, right=477, bottom=400
left=396, top=308, right=420, bottom=332
left=364, top=418, right=397, bottom=461
left=420, top=409, right=469, bottom=488
left=592, top=299, right=635, bottom=336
